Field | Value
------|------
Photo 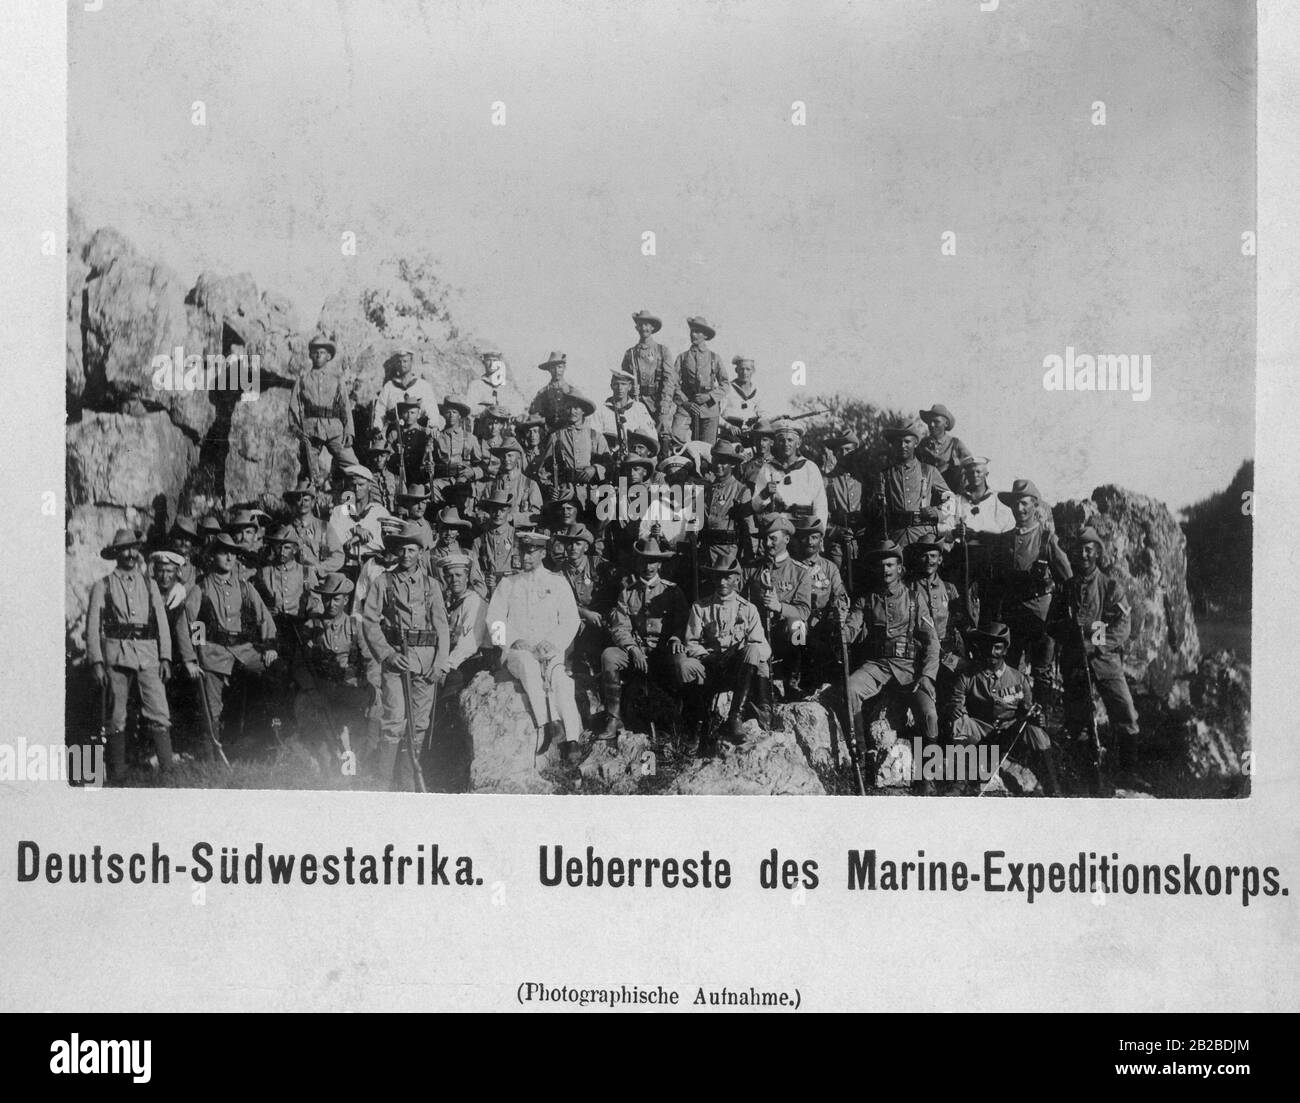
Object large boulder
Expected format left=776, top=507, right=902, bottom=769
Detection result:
left=1054, top=486, right=1200, bottom=698
left=461, top=670, right=557, bottom=794
left=670, top=722, right=827, bottom=795
left=224, top=388, right=302, bottom=509
left=66, top=410, right=196, bottom=512
left=1182, top=651, right=1251, bottom=783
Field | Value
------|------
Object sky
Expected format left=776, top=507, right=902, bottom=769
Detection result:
left=68, top=0, right=1255, bottom=510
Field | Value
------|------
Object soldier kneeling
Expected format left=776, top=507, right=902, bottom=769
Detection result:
left=945, top=621, right=1060, bottom=796
left=672, top=561, right=771, bottom=754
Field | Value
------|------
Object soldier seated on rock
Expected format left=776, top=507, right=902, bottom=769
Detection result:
left=791, top=515, right=850, bottom=691
left=485, top=530, right=587, bottom=767
left=597, top=537, right=688, bottom=743
left=844, top=540, right=941, bottom=794
left=554, top=524, right=609, bottom=678
left=673, top=561, right=771, bottom=755
left=944, top=621, right=1059, bottom=796
left=1048, top=526, right=1146, bottom=793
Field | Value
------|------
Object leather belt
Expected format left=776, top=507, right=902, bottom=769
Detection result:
left=104, top=624, right=156, bottom=641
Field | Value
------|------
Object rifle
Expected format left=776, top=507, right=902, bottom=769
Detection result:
left=977, top=703, right=1045, bottom=797
left=836, top=610, right=867, bottom=795
left=395, top=637, right=428, bottom=793
left=394, top=422, right=409, bottom=497
left=689, top=529, right=700, bottom=605
left=191, top=642, right=232, bottom=769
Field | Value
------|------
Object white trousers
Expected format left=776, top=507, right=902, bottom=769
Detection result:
left=503, top=648, right=582, bottom=743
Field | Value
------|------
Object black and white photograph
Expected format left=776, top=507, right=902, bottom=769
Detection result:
left=0, top=0, right=1293, bottom=1034
left=60, top=0, right=1253, bottom=800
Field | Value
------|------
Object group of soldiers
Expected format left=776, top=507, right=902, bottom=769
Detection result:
left=83, top=310, right=1148, bottom=795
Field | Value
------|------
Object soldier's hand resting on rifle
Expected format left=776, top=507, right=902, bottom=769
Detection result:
left=763, top=591, right=782, bottom=612
left=184, top=661, right=202, bottom=680
left=385, top=652, right=412, bottom=673
left=91, top=661, right=107, bottom=688
left=159, top=660, right=171, bottom=683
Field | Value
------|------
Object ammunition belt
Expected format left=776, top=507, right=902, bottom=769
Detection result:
left=867, top=636, right=916, bottom=661
left=384, top=627, right=440, bottom=648
left=208, top=628, right=255, bottom=646
left=303, top=403, right=339, bottom=420
left=103, top=623, right=157, bottom=641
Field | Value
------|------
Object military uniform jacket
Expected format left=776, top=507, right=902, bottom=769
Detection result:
left=849, top=582, right=940, bottom=681
left=176, top=571, right=277, bottom=674
left=1050, top=567, right=1131, bottom=662
left=285, top=514, right=345, bottom=574
left=799, top=554, right=849, bottom=626
left=398, top=425, right=432, bottom=482
left=302, top=613, right=366, bottom=687
left=493, top=468, right=542, bottom=513
left=917, top=433, right=972, bottom=489
left=608, top=575, right=688, bottom=653
left=669, top=348, right=727, bottom=410
left=996, top=523, right=1072, bottom=619
left=529, top=380, right=576, bottom=430
left=563, top=559, right=601, bottom=611
left=361, top=564, right=450, bottom=666
left=826, top=470, right=864, bottom=531
left=432, top=537, right=489, bottom=598
left=486, top=567, right=579, bottom=652
left=744, top=555, right=813, bottom=624
left=538, top=426, right=607, bottom=482
left=945, top=662, right=1033, bottom=727
left=621, top=339, right=673, bottom=419
left=703, top=475, right=752, bottom=540
left=290, top=366, right=353, bottom=442
left=684, top=594, right=770, bottom=662
left=256, top=561, right=319, bottom=622
left=431, top=427, right=485, bottom=480
left=750, top=456, right=829, bottom=528
left=473, top=525, right=517, bottom=584
left=86, top=567, right=172, bottom=669
left=871, top=458, right=950, bottom=529
left=910, top=573, right=960, bottom=645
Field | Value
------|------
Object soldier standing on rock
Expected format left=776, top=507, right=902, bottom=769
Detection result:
left=87, top=529, right=175, bottom=780
left=866, top=418, right=952, bottom=549
left=528, top=351, right=575, bottom=432
left=486, top=530, right=587, bottom=766
left=916, top=404, right=972, bottom=495
left=373, top=347, right=441, bottom=437
left=1049, top=526, right=1147, bottom=793
left=596, top=536, right=687, bottom=742
left=700, top=441, right=753, bottom=569
left=673, top=561, right=771, bottom=754
left=621, top=309, right=673, bottom=428
left=289, top=335, right=359, bottom=489
left=843, top=540, right=941, bottom=793
left=667, top=316, right=727, bottom=445
left=360, top=521, right=451, bottom=790
left=823, top=431, right=864, bottom=582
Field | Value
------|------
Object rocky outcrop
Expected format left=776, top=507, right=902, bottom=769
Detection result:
left=64, top=208, right=523, bottom=656
left=1181, top=651, right=1251, bottom=783
left=460, top=670, right=559, bottom=794
left=1054, top=486, right=1200, bottom=698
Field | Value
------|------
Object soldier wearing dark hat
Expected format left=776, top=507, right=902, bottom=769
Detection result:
left=844, top=540, right=941, bottom=790
left=822, top=431, right=864, bottom=582
left=621, top=309, right=674, bottom=428
left=701, top=440, right=754, bottom=568
left=600, top=453, right=657, bottom=573
left=597, top=536, right=689, bottom=741
left=292, top=572, right=372, bottom=770
left=944, top=621, right=1060, bottom=796
left=360, top=521, right=451, bottom=789
left=666, top=316, right=728, bottom=445
left=282, top=480, right=345, bottom=574
left=471, top=489, right=518, bottom=592
left=289, top=334, right=359, bottom=488
left=490, top=437, right=543, bottom=514
left=86, top=529, right=175, bottom=779
left=906, top=537, right=970, bottom=700
left=917, top=404, right=972, bottom=495
left=1049, top=526, right=1146, bottom=791
left=431, top=506, right=488, bottom=598
left=989, top=478, right=1071, bottom=707
left=176, top=532, right=279, bottom=750
left=515, top=414, right=547, bottom=474
left=167, top=516, right=201, bottom=590
left=536, top=390, right=607, bottom=498
left=866, top=418, right=953, bottom=549
left=673, top=561, right=771, bottom=752
left=745, top=513, right=813, bottom=703
left=255, top=525, right=320, bottom=659
left=739, top=420, right=775, bottom=486
left=791, top=515, right=850, bottom=689
left=393, top=398, right=435, bottom=489
left=429, top=395, right=485, bottom=503
left=527, top=351, right=576, bottom=432
left=555, top=524, right=609, bottom=675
